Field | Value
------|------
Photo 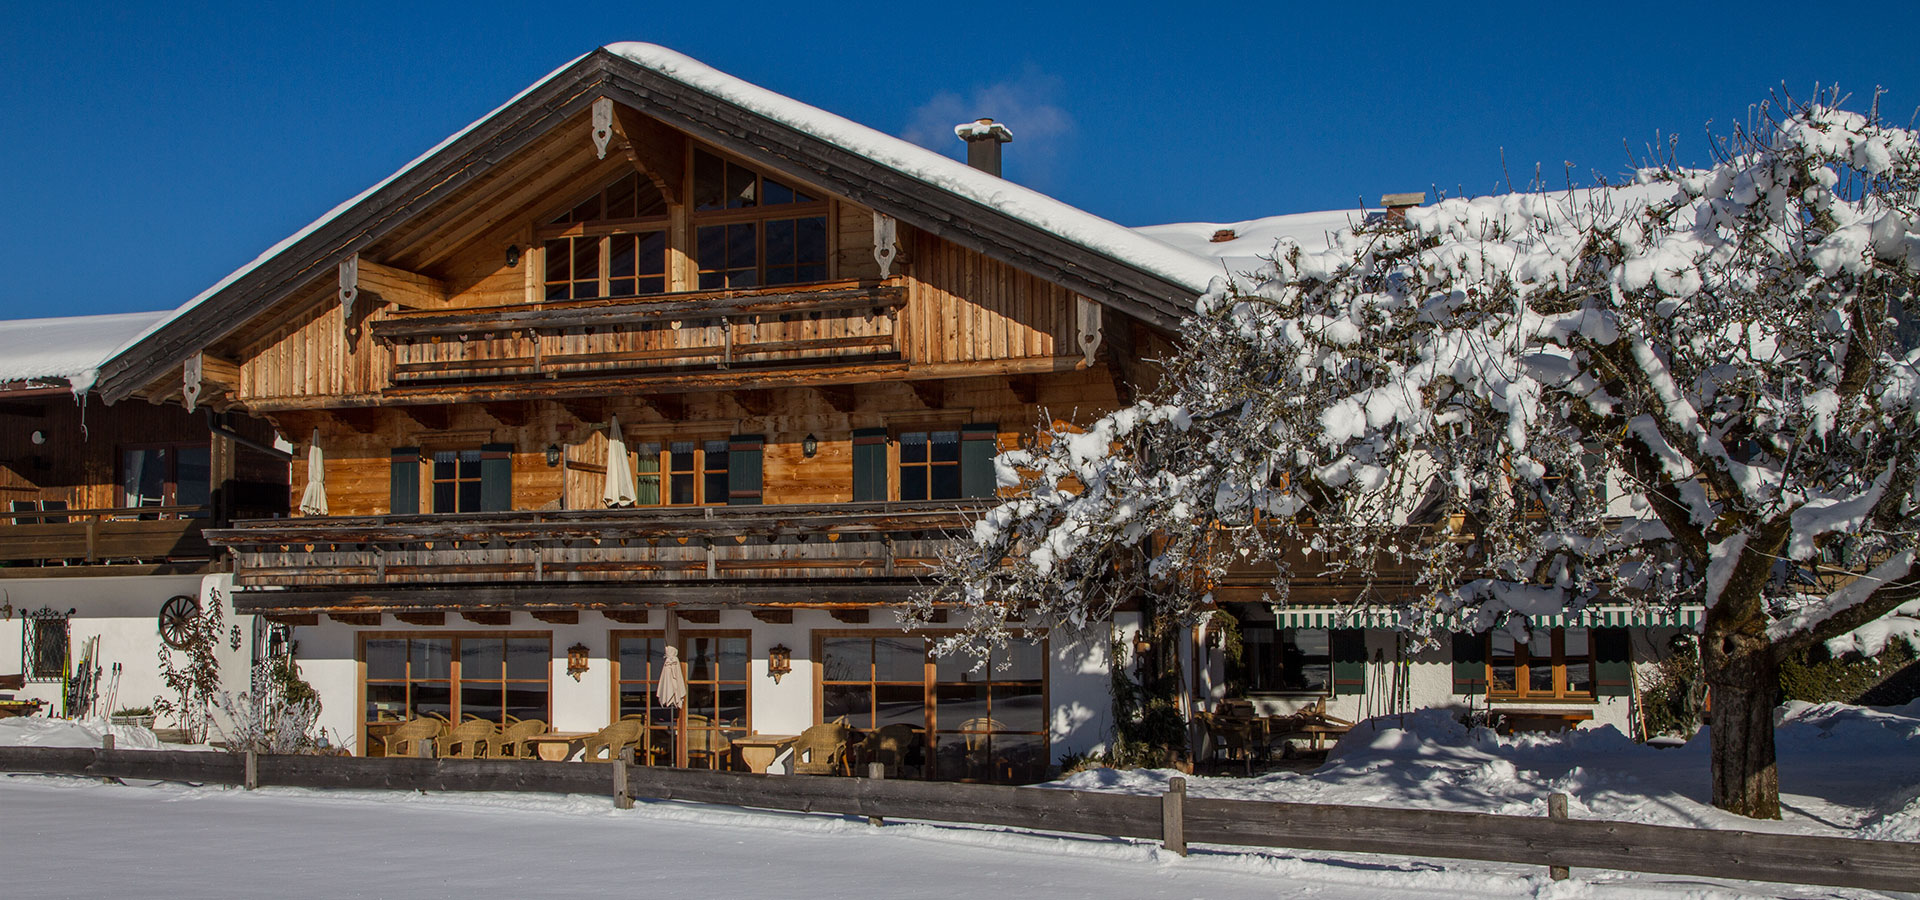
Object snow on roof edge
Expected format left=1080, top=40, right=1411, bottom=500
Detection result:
left=0, top=310, right=174, bottom=394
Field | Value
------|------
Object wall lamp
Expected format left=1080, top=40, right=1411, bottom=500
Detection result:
left=546, top=443, right=562, bottom=467
left=567, top=643, right=591, bottom=681
left=505, top=245, right=522, bottom=268
left=801, top=433, right=819, bottom=458
left=767, top=644, right=793, bottom=683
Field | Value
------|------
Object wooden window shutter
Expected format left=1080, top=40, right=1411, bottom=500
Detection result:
left=1451, top=631, right=1487, bottom=695
left=1594, top=627, right=1633, bottom=697
left=728, top=435, right=764, bottom=505
left=389, top=447, right=420, bottom=515
left=960, top=423, right=999, bottom=498
left=1330, top=630, right=1367, bottom=696
left=479, top=443, right=513, bottom=512
left=852, top=428, right=888, bottom=502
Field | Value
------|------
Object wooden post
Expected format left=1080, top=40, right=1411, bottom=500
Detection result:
left=1162, top=776, right=1187, bottom=857
left=100, top=732, right=116, bottom=784
left=416, top=737, right=434, bottom=759
left=1548, top=792, right=1570, bottom=880
left=244, top=750, right=259, bottom=790
left=867, top=761, right=885, bottom=827
left=614, top=747, right=634, bottom=810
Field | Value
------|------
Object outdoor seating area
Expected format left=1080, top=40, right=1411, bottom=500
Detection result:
left=1197, top=698, right=1354, bottom=771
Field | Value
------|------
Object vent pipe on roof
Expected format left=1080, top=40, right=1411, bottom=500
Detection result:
left=955, top=118, right=1014, bottom=177
left=1381, top=192, right=1425, bottom=223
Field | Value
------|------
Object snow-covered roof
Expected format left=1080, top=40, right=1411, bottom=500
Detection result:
left=0, top=310, right=172, bottom=392
left=1131, top=208, right=1379, bottom=282
left=95, top=43, right=1229, bottom=399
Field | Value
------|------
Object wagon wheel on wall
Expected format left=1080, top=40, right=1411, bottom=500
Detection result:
left=158, top=595, right=199, bottom=650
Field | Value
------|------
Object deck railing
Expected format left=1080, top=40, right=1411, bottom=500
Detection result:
left=207, top=500, right=989, bottom=591
left=0, top=505, right=212, bottom=568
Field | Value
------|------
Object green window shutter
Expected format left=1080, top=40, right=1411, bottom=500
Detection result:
left=389, top=448, right=419, bottom=515
left=1594, top=627, right=1633, bottom=697
left=1582, top=449, right=1609, bottom=505
left=1330, top=629, right=1367, bottom=696
left=960, top=423, right=999, bottom=498
left=728, top=435, right=764, bottom=505
left=852, top=428, right=888, bottom=502
left=1452, top=631, right=1487, bottom=695
left=479, top=443, right=513, bottom=512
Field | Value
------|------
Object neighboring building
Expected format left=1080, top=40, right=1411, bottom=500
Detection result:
left=40, top=45, right=1692, bottom=770
left=0, top=312, right=286, bottom=724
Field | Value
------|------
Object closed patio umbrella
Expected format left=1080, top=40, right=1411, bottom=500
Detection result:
left=602, top=415, right=638, bottom=508
left=656, top=644, right=687, bottom=765
left=298, top=429, right=328, bottom=516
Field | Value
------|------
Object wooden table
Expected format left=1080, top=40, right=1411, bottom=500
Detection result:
left=731, top=733, right=798, bottom=773
left=525, top=731, right=593, bottom=762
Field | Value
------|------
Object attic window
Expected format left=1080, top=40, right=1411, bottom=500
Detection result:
left=540, top=173, right=671, bottom=301
left=548, top=173, right=666, bottom=225
left=690, top=149, right=829, bottom=290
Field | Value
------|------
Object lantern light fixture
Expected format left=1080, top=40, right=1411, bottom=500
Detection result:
left=567, top=643, right=591, bottom=681
left=546, top=443, right=562, bottom=467
left=767, top=644, right=793, bottom=683
left=801, top=434, right=819, bottom=458
left=505, top=245, right=522, bottom=268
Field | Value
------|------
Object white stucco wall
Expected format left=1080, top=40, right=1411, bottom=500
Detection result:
left=0, top=572, right=254, bottom=731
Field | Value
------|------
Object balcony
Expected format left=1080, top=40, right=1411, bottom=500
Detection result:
left=207, top=501, right=988, bottom=612
left=0, top=506, right=214, bottom=576
left=370, top=280, right=905, bottom=396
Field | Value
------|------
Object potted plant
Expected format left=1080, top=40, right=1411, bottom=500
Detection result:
left=111, top=706, right=156, bottom=729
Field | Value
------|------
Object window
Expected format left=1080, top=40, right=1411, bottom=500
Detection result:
left=613, top=632, right=750, bottom=769
left=362, top=634, right=551, bottom=755
left=818, top=633, right=1047, bottom=782
left=898, top=431, right=960, bottom=501
left=430, top=450, right=483, bottom=513
left=542, top=173, right=670, bottom=301
left=1488, top=627, right=1594, bottom=701
left=691, top=149, right=829, bottom=289
left=22, top=608, right=69, bottom=682
left=632, top=440, right=731, bottom=506
left=121, top=444, right=210, bottom=517
left=1242, top=626, right=1331, bottom=694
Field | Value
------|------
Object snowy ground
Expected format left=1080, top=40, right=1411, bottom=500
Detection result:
left=1, top=703, right=1912, bottom=899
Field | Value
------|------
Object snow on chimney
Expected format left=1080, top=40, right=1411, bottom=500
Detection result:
left=955, top=118, right=1014, bottom=177
left=1381, top=192, right=1425, bottom=223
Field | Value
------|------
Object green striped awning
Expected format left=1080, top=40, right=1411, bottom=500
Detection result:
left=1268, top=604, right=1704, bottom=630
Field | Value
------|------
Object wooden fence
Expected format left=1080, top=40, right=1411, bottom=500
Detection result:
left=1, top=746, right=1912, bottom=892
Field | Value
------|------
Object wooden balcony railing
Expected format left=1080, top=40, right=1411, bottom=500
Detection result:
left=0, top=506, right=213, bottom=570
left=370, top=280, right=905, bottom=388
left=207, top=501, right=989, bottom=591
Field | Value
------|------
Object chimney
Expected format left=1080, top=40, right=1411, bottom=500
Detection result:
left=1381, top=192, right=1425, bottom=223
left=955, top=118, right=1014, bottom=177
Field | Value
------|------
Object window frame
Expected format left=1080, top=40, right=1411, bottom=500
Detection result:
left=1487, top=627, right=1596, bottom=702
left=896, top=429, right=962, bottom=502
left=627, top=437, right=732, bottom=507
left=609, top=629, right=753, bottom=769
left=1241, top=625, right=1333, bottom=696
left=536, top=172, right=673, bottom=302
left=357, top=631, right=553, bottom=756
left=428, top=448, right=485, bottom=514
left=117, top=441, right=212, bottom=516
left=688, top=147, right=832, bottom=291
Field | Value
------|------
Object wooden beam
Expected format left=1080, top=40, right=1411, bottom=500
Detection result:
left=636, top=393, right=683, bottom=421
left=398, top=405, right=450, bottom=431
left=328, top=612, right=381, bottom=626
left=459, top=610, right=512, bottom=626
left=908, top=380, right=943, bottom=409
left=813, top=387, right=857, bottom=414
left=603, top=609, right=649, bottom=624
left=750, top=609, right=793, bottom=624
left=1007, top=375, right=1039, bottom=405
left=558, top=397, right=607, bottom=426
left=357, top=258, right=451, bottom=311
left=394, top=611, right=446, bottom=626
left=327, top=408, right=384, bottom=435
left=675, top=609, right=720, bottom=624
left=731, top=389, right=774, bottom=417
left=266, top=613, right=320, bottom=626
left=829, top=609, right=869, bottom=624
left=608, top=103, right=686, bottom=205
left=482, top=401, right=536, bottom=428
left=531, top=610, right=579, bottom=625
left=0, top=402, right=47, bottom=418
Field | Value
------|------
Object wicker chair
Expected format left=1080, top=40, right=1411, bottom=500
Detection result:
left=792, top=722, right=856, bottom=775
left=380, top=717, right=445, bottom=758
left=960, top=717, right=1007, bottom=780
left=487, top=718, right=548, bottom=760
left=581, top=719, right=646, bottom=763
left=437, top=718, right=497, bottom=759
left=862, top=723, right=920, bottom=778
left=684, top=714, right=734, bottom=770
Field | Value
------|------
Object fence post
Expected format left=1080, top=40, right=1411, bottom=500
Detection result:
left=613, top=747, right=634, bottom=810
left=1548, top=792, right=1569, bottom=881
left=1162, top=776, right=1187, bottom=857
left=867, top=762, right=885, bottom=827
left=244, top=750, right=259, bottom=790
left=416, top=737, right=433, bottom=759
left=100, top=733, right=117, bottom=784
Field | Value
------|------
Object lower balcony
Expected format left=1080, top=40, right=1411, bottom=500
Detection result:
left=207, top=501, right=987, bottom=611
left=0, top=506, right=214, bottom=576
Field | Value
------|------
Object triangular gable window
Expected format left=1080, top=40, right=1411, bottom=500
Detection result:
left=549, top=172, right=667, bottom=225
left=542, top=173, right=671, bottom=301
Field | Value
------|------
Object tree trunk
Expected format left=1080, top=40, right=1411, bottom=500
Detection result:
left=1701, top=624, right=1782, bottom=819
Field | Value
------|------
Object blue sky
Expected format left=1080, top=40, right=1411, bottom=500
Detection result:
left=4, top=1, right=1917, bottom=320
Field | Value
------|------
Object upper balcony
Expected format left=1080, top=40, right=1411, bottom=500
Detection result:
left=207, top=500, right=988, bottom=610
left=368, top=280, right=905, bottom=399
left=0, top=506, right=214, bottom=576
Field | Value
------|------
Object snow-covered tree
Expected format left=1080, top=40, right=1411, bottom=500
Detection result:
left=917, top=93, right=1920, bottom=819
